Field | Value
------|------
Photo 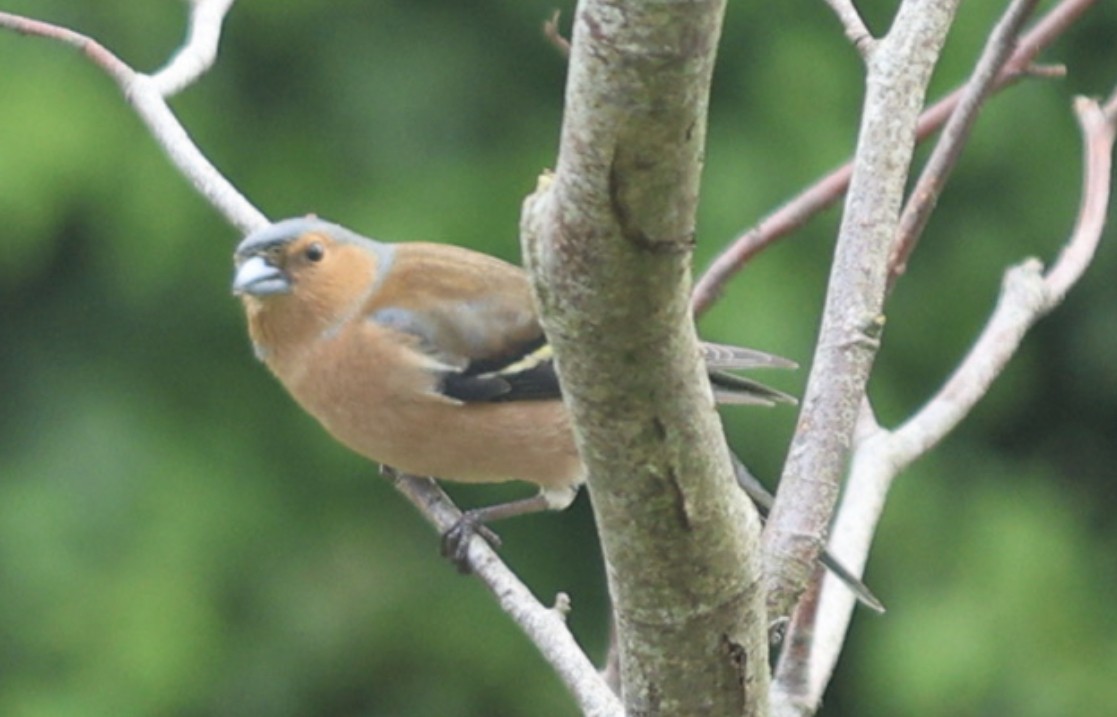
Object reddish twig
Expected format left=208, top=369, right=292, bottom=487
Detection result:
left=0, top=10, right=266, bottom=233
left=690, top=0, right=1100, bottom=316
left=888, top=0, right=1043, bottom=290
left=0, top=12, right=131, bottom=82
left=1043, top=89, right=1117, bottom=299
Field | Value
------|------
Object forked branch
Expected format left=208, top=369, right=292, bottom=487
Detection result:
left=772, top=89, right=1117, bottom=716
left=0, top=9, right=265, bottom=233
left=691, top=0, right=1100, bottom=315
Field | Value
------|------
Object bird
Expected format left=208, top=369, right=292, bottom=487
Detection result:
left=232, top=216, right=883, bottom=612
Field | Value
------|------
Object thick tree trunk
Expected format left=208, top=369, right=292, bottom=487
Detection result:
left=521, top=1, right=770, bottom=714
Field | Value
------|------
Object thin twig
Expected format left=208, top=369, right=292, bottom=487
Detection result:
left=773, top=90, right=1116, bottom=715
left=0, top=12, right=132, bottom=82
left=1043, top=90, right=1117, bottom=298
left=822, top=0, right=876, bottom=56
left=690, top=0, right=1100, bottom=316
left=0, top=11, right=266, bottom=233
left=392, top=476, right=624, bottom=717
left=891, top=93, right=1114, bottom=467
left=150, top=0, right=238, bottom=96
left=691, top=163, right=852, bottom=316
left=888, top=0, right=1043, bottom=289
left=543, top=10, right=571, bottom=59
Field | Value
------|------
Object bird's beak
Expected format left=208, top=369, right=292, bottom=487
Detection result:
left=232, top=256, right=291, bottom=296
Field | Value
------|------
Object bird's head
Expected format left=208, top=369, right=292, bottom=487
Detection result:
left=232, top=216, right=396, bottom=356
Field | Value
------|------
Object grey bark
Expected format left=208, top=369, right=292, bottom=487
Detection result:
left=521, top=0, right=770, bottom=714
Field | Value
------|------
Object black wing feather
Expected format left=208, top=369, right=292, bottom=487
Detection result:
left=439, top=337, right=562, bottom=403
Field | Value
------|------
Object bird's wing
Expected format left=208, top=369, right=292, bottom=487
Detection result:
left=365, top=243, right=795, bottom=406
left=367, top=242, right=562, bottom=403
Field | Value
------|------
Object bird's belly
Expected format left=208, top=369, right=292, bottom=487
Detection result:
left=282, top=344, right=583, bottom=490
left=334, top=397, right=582, bottom=490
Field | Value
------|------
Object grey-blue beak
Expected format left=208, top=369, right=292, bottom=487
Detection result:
left=233, top=255, right=291, bottom=296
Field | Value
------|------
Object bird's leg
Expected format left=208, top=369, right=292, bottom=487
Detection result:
left=380, top=464, right=556, bottom=574
left=728, top=452, right=885, bottom=613
left=441, top=494, right=553, bottom=574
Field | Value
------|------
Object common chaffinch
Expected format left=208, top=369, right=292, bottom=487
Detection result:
left=232, top=216, right=881, bottom=611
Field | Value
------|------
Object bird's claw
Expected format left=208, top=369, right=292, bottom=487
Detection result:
left=768, top=616, right=790, bottom=646
left=440, top=511, right=502, bottom=574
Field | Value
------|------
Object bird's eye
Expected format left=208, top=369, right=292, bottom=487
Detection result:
left=305, top=242, right=325, bottom=262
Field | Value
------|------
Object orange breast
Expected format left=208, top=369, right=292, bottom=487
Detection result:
left=272, top=319, right=584, bottom=491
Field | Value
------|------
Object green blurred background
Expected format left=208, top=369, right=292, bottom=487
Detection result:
left=1, top=1, right=1115, bottom=715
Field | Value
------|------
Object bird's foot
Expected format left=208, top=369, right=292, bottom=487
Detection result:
left=440, top=510, right=502, bottom=574
left=768, top=616, right=790, bottom=646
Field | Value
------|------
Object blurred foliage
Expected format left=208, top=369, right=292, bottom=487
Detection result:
left=0, top=1, right=1115, bottom=715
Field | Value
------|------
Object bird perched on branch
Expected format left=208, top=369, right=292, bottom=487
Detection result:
left=232, top=216, right=882, bottom=612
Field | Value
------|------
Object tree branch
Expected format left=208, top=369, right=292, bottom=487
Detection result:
left=521, top=1, right=770, bottom=714
left=889, top=91, right=1115, bottom=468
left=690, top=0, right=1100, bottom=316
left=150, top=0, right=238, bottom=96
left=888, top=0, right=1043, bottom=288
left=822, top=0, right=877, bottom=57
left=392, top=475, right=623, bottom=717
left=0, top=10, right=265, bottom=234
left=762, top=0, right=961, bottom=622
left=772, top=89, right=1116, bottom=714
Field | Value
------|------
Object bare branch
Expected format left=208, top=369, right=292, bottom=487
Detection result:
left=391, top=475, right=624, bottom=717
left=772, top=399, right=883, bottom=717
left=774, top=92, right=1115, bottom=712
left=889, top=0, right=1043, bottom=288
left=150, top=0, right=238, bottom=96
left=0, top=11, right=266, bottom=233
left=768, top=10, right=1103, bottom=691
left=691, top=163, right=852, bottom=315
left=891, top=93, right=1114, bottom=467
left=1026, top=62, right=1068, bottom=79
left=542, top=10, right=571, bottom=59
left=690, top=0, right=1100, bottom=316
left=772, top=409, right=893, bottom=716
left=0, top=12, right=132, bottom=81
left=129, top=76, right=267, bottom=233
left=762, top=0, right=961, bottom=622
left=822, top=0, right=877, bottom=56
left=1044, top=91, right=1117, bottom=297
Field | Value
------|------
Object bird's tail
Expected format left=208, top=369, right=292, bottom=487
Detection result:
left=728, top=451, right=885, bottom=613
left=703, top=342, right=798, bottom=407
